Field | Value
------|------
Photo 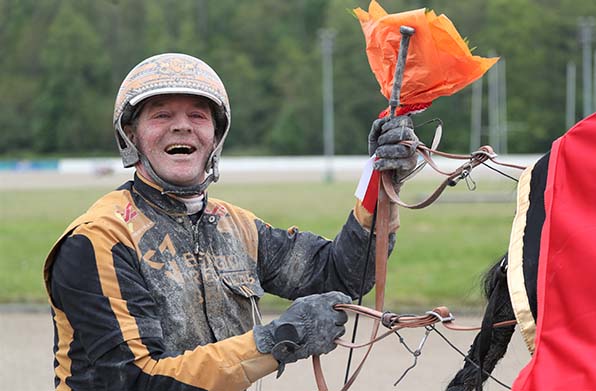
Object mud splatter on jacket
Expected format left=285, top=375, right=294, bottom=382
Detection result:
left=44, top=174, right=393, bottom=390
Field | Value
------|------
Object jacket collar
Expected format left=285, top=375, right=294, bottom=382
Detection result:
left=132, top=172, right=195, bottom=216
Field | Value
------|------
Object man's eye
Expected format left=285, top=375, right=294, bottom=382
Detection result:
left=190, top=112, right=208, bottom=119
left=153, top=112, right=171, bottom=119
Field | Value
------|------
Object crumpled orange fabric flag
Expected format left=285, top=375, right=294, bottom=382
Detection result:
left=354, top=1, right=498, bottom=107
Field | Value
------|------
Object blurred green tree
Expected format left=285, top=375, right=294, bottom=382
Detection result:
left=33, top=1, right=112, bottom=153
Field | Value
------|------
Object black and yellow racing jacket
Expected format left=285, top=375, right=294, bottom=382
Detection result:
left=44, top=173, right=396, bottom=391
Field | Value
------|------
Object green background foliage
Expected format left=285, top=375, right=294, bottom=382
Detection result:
left=1, top=0, right=595, bottom=157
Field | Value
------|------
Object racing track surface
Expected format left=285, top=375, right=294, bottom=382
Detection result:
left=1, top=309, right=529, bottom=391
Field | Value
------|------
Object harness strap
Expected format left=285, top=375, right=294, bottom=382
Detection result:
left=343, top=177, right=393, bottom=391
left=383, top=144, right=526, bottom=210
left=329, top=303, right=517, bottom=349
left=312, top=302, right=517, bottom=389
left=312, top=175, right=393, bottom=391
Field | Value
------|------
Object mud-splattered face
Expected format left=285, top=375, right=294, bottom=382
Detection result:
left=128, top=94, right=215, bottom=187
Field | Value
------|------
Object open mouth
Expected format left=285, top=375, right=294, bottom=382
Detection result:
left=165, top=144, right=196, bottom=155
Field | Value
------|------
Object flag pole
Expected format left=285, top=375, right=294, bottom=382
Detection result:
left=342, top=25, right=416, bottom=388
left=377, top=24, right=415, bottom=310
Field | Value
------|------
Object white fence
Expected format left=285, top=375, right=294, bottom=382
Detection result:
left=0, top=155, right=542, bottom=190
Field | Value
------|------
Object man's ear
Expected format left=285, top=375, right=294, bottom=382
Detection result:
left=123, top=125, right=135, bottom=144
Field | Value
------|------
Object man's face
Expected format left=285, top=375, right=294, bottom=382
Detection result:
left=127, top=94, right=216, bottom=188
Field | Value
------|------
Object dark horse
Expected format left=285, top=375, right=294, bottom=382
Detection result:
left=446, top=152, right=550, bottom=391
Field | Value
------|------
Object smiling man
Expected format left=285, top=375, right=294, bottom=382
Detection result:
left=126, top=95, right=216, bottom=187
left=43, top=53, right=418, bottom=391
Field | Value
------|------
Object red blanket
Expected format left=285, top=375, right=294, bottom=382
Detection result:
left=513, top=113, right=596, bottom=390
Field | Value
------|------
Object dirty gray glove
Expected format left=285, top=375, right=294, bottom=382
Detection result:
left=368, top=115, right=419, bottom=182
left=253, top=291, right=351, bottom=377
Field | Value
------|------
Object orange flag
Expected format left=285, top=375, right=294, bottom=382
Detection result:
left=354, top=1, right=498, bottom=107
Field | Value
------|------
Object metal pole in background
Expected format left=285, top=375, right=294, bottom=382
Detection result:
left=319, top=28, right=336, bottom=183
left=579, top=17, right=594, bottom=117
left=594, top=48, right=596, bottom=114
left=499, top=58, right=508, bottom=154
left=470, top=78, right=483, bottom=151
left=566, top=61, right=577, bottom=129
left=488, top=50, right=501, bottom=152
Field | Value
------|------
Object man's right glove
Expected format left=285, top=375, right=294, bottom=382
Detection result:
left=253, top=291, right=351, bottom=377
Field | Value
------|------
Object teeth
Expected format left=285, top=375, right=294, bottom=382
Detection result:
left=166, top=144, right=195, bottom=154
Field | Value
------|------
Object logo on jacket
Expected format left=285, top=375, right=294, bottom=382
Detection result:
left=206, top=204, right=228, bottom=218
left=115, top=203, right=138, bottom=231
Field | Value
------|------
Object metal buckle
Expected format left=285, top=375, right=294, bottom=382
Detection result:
left=425, top=310, right=455, bottom=323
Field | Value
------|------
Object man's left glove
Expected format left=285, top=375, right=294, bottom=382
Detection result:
left=368, top=115, right=419, bottom=183
left=253, top=291, right=351, bottom=377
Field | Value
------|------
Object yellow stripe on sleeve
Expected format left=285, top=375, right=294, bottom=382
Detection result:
left=52, top=304, right=74, bottom=391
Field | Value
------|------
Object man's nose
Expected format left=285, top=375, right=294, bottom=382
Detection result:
left=171, top=114, right=192, bottom=132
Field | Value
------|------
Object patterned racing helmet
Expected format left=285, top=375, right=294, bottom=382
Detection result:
left=113, top=53, right=231, bottom=193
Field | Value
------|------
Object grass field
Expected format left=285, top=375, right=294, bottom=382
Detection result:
left=0, top=178, right=518, bottom=310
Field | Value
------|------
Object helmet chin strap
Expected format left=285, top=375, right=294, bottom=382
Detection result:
left=139, top=154, right=218, bottom=196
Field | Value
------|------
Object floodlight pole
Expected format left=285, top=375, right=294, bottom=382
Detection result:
left=470, top=78, right=482, bottom=151
left=499, top=58, right=508, bottom=154
left=320, top=28, right=336, bottom=183
left=566, top=61, right=576, bottom=129
left=488, top=50, right=501, bottom=153
left=579, top=17, right=595, bottom=117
